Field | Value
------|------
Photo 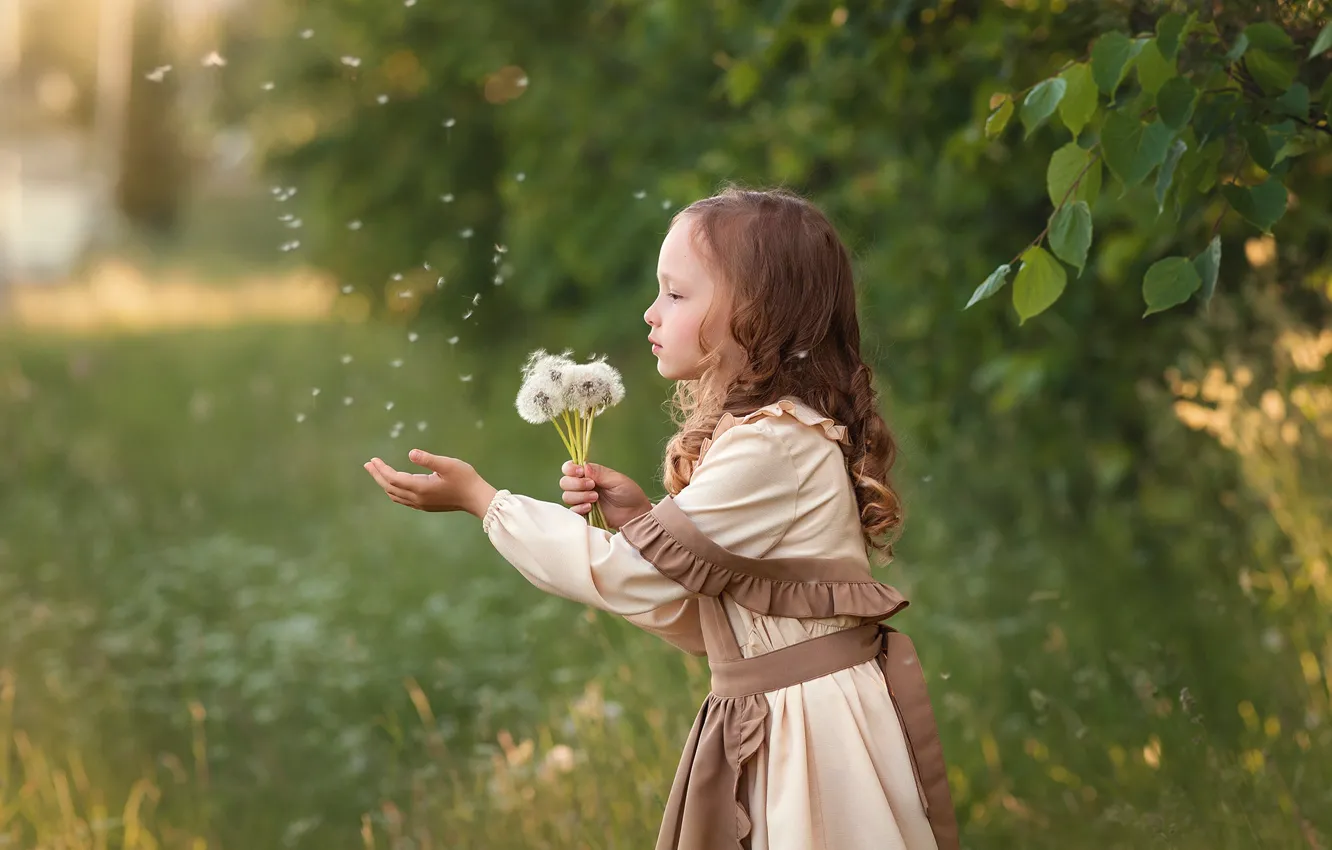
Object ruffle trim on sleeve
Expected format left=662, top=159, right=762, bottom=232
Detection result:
left=481, top=488, right=513, bottom=536
left=619, top=496, right=907, bottom=621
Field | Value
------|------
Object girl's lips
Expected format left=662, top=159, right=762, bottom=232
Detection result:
left=651, top=344, right=662, bottom=353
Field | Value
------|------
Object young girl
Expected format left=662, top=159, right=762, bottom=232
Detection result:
left=364, top=187, right=958, bottom=850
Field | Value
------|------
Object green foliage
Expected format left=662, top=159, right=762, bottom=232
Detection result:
left=971, top=6, right=1331, bottom=322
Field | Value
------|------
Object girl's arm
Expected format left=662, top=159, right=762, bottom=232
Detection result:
left=482, top=420, right=800, bottom=649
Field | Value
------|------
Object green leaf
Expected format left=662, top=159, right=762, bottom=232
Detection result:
left=1193, top=90, right=1242, bottom=145
left=1310, top=21, right=1332, bottom=58
left=1157, top=76, right=1197, bottom=129
left=1155, top=139, right=1187, bottom=213
left=1013, top=246, right=1067, bottom=323
left=1156, top=13, right=1187, bottom=60
left=1021, top=78, right=1067, bottom=137
left=1058, top=63, right=1098, bottom=137
left=1049, top=201, right=1092, bottom=275
left=725, top=61, right=760, bottom=105
left=1244, top=49, right=1297, bottom=94
left=985, top=97, right=1014, bottom=139
left=1275, top=82, right=1310, bottom=118
left=1134, top=39, right=1175, bottom=95
left=1100, top=112, right=1175, bottom=187
left=1092, top=32, right=1142, bottom=96
left=1143, top=257, right=1202, bottom=316
left=1193, top=236, right=1222, bottom=307
left=1047, top=142, right=1100, bottom=207
left=1225, top=32, right=1250, bottom=63
left=1243, top=120, right=1295, bottom=172
left=1222, top=178, right=1288, bottom=233
left=966, top=263, right=1011, bottom=308
left=1243, top=22, right=1294, bottom=53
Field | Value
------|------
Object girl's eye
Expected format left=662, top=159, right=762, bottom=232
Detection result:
left=666, top=292, right=683, bottom=302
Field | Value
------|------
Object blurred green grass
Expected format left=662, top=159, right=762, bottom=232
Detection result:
left=0, top=319, right=700, bottom=848
left=0, top=318, right=1326, bottom=849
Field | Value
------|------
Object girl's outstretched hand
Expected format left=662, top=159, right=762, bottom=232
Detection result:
left=364, top=450, right=496, bottom=517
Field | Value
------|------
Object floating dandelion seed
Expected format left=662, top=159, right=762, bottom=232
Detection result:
left=471, top=292, right=481, bottom=306
left=476, top=420, right=484, bottom=428
left=286, top=218, right=303, bottom=228
left=391, top=359, right=403, bottom=368
left=495, top=244, right=508, bottom=253
left=633, top=190, right=646, bottom=199
left=342, top=285, right=354, bottom=294
left=386, top=401, right=395, bottom=410
left=443, top=118, right=456, bottom=128
left=408, top=332, right=419, bottom=342
left=460, top=374, right=473, bottom=382
left=436, top=276, right=445, bottom=288
left=392, top=273, right=403, bottom=281
left=300, top=28, right=314, bottom=38
left=494, top=275, right=503, bottom=285
left=423, top=261, right=432, bottom=270
left=377, top=94, right=389, bottom=104
left=462, top=309, right=474, bottom=320
left=278, top=213, right=294, bottom=222
left=459, top=228, right=473, bottom=238
left=202, top=51, right=226, bottom=67
left=348, top=220, right=362, bottom=230
left=295, top=413, right=306, bottom=423
left=343, top=396, right=354, bottom=406
left=516, top=171, right=526, bottom=181
left=280, top=240, right=301, bottom=252
left=661, top=199, right=672, bottom=209
left=417, top=421, right=428, bottom=431
left=146, top=65, right=172, bottom=82
left=447, top=336, right=459, bottom=345
left=405, top=0, right=416, bottom=6
left=340, top=56, right=361, bottom=67
left=261, top=81, right=275, bottom=91
left=341, top=354, right=353, bottom=364
left=440, top=193, right=454, bottom=203
left=312, top=387, right=321, bottom=396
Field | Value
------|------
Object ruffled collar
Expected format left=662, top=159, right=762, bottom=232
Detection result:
left=696, top=396, right=849, bottom=472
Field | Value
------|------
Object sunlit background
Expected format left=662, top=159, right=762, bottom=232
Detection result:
left=2, top=0, right=1331, bottom=848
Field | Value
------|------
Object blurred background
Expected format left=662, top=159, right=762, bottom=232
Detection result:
left=1, top=0, right=1330, bottom=847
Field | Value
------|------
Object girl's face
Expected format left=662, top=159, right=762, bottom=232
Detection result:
left=644, top=217, right=740, bottom=382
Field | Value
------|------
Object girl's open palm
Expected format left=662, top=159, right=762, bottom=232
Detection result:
left=559, top=461, right=653, bottom=529
left=364, top=450, right=482, bottom=513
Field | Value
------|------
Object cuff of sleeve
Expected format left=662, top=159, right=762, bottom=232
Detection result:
left=481, top=489, right=513, bottom=536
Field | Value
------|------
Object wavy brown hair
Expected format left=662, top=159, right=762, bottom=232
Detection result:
left=659, top=186, right=904, bottom=564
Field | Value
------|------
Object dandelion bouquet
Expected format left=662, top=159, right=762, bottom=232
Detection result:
left=516, top=349, right=625, bottom=530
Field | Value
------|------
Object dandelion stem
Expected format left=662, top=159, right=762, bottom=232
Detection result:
left=550, top=416, right=577, bottom=461
left=562, top=410, right=583, bottom=464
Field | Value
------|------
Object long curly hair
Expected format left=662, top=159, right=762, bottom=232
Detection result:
left=659, top=186, right=904, bottom=564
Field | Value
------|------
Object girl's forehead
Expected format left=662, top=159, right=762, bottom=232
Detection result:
left=659, top=218, right=713, bottom=279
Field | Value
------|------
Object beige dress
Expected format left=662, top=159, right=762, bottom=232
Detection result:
left=483, top=398, right=958, bottom=849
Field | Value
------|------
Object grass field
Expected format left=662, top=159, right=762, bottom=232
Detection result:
left=1, top=312, right=1327, bottom=849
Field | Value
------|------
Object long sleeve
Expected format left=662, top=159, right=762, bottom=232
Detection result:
left=482, top=419, right=802, bottom=650
left=484, top=490, right=693, bottom=615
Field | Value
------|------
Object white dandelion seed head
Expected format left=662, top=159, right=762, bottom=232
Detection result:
left=521, top=348, right=577, bottom=387
left=515, top=371, right=566, bottom=424
left=563, top=359, right=624, bottom=412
